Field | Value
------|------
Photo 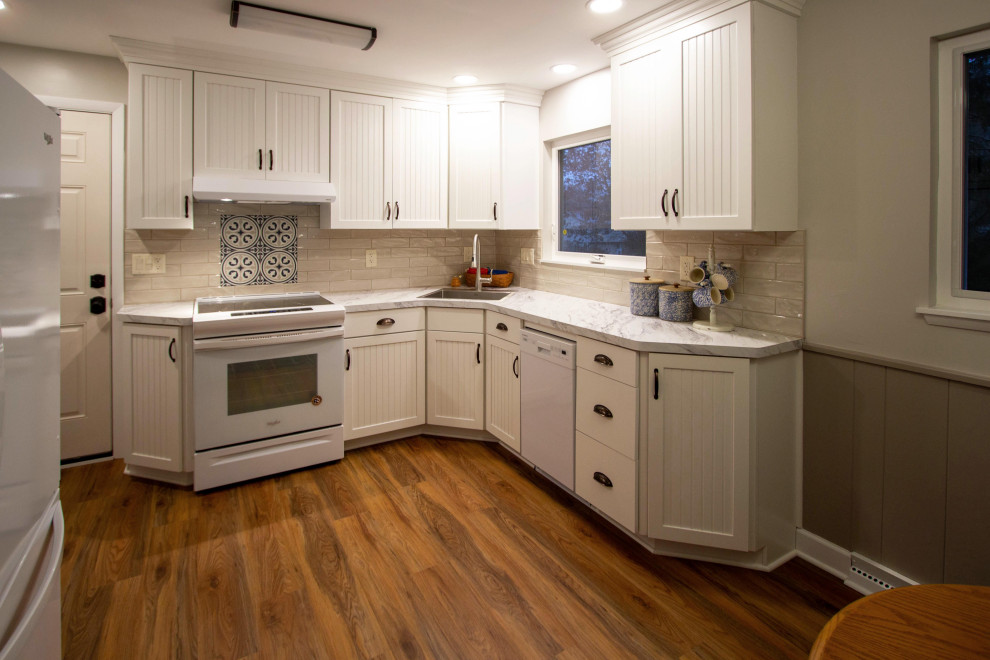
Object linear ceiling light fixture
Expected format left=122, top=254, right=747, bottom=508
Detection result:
left=230, top=1, right=377, bottom=50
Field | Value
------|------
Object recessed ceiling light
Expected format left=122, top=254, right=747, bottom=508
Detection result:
left=551, top=64, right=577, bottom=75
left=453, top=74, right=478, bottom=85
left=0, top=2, right=7, bottom=9
left=220, top=198, right=233, bottom=202
left=586, top=0, right=623, bottom=13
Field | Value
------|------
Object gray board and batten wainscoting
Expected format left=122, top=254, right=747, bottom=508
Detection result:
left=803, top=345, right=990, bottom=586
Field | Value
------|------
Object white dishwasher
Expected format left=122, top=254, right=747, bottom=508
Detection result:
left=520, top=328, right=576, bottom=490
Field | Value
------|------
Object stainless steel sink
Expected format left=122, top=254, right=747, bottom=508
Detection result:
left=418, top=288, right=514, bottom=301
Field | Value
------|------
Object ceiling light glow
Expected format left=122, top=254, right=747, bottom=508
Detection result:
left=586, top=0, right=623, bottom=13
left=551, top=64, right=577, bottom=74
left=453, top=74, right=478, bottom=85
left=0, top=2, right=7, bottom=9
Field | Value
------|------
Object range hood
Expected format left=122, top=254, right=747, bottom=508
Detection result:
left=193, top=177, right=336, bottom=203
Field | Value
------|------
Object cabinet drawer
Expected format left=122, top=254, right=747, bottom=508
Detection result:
left=576, top=369, right=637, bottom=460
left=345, top=308, right=425, bottom=338
left=576, top=336, right=637, bottom=386
left=428, top=307, right=484, bottom=333
left=575, top=432, right=636, bottom=532
left=485, top=311, right=522, bottom=344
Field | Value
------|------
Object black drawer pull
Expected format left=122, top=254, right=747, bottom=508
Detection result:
left=654, top=368, right=660, bottom=400
left=476, top=343, right=481, bottom=364
left=593, top=472, right=613, bottom=488
left=512, top=355, right=519, bottom=378
left=593, top=353, right=613, bottom=367
left=345, top=349, right=350, bottom=371
left=660, top=189, right=669, bottom=218
left=167, top=338, right=176, bottom=363
left=184, top=195, right=189, bottom=218
left=496, top=322, right=508, bottom=331
left=376, top=318, right=395, bottom=327
left=258, top=148, right=263, bottom=170
left=593, top=404, right=613, bottom=418
left=269, top=149, right=274, bottom=171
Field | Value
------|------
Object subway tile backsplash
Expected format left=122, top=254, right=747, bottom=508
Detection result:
left=124, top=203, right=805, bottom=337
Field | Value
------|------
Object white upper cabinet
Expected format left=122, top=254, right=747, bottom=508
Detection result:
left=194, top=73, right=329, bottom=183
left=611, top=2, right=797, bottom=231
left=448, top=102, right=540, bottom=231
left=127, top=64, right=193, bottom=229
left=330, top=91, right=447, bottom=230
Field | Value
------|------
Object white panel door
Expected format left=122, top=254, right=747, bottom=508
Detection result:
left=392, top=99, right=447, bottom=229
left=427, top=330, right=484, bottom=429
left=266, top=81, right=330, bottom=182
left=120, top=324, right=183, bottom=472
left=448, top=103, right=500, bottom=230
left=330, top=91, right=392, bottom=229
left=193, top=72, right=266, bottom=180
left=126, top=64, right=193, bottom=229
left=59, top=110, right=112, bottom=461
left=344, top=331, right=425, bottom=440
left=485, top=335, right=520, bottom=450
left=669, top=4, right=752, bottom=230
left=647, top=354, right=751, bottom=551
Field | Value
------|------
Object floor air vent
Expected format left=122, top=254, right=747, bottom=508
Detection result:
left=846, top=553, right=914, bottom=594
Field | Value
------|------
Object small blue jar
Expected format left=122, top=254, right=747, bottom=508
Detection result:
left=629, top=275, right=663, bottom=316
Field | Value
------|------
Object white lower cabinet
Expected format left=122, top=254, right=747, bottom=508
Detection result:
left=343, top=331, right=426, bottom=440
left=646, top=353, right=752, bottom=551
left=575, top=432, right=637, bottom=532
left=120, top=323, right=185, bottom=472
left=485, top=334, right=520, bottom=450
left=426, top=330, right=484, bottom=429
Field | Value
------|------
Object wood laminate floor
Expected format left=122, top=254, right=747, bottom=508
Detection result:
left=60, top=436, right=859, bottom=659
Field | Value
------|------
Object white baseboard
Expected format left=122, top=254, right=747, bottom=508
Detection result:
left=795, top=528, right=917, bottom=596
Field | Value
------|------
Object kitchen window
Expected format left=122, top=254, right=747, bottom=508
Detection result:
left=922, top=27, right=990, bottom=330
left=544, top=129, right=645, bottom=269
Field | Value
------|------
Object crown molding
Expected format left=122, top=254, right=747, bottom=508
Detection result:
left=446, top=84, right=544, bottom=107
left=593, top=0, right=805, bottom=55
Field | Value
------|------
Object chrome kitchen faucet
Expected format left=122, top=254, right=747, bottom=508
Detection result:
left=472, top=233, right=492, bottom=291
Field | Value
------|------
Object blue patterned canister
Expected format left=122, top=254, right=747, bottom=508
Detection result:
left=629, top=276, right=663, bottom=316
left=657, top=284, right=695, bottom=321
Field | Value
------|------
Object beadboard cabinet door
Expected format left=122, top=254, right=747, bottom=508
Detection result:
left=392, top=99, right=448, bottom=230
left=485, top=334, right=520, bottom=451
left=265, top=81, right=330, bottom=183
left=127, top=64, right=193, bottom=229
left=427, top=330, right=484, bottom=430
left=448, top=103, right=501, bottom=230
left=193, top=72, right=267, bottom=180
left=646, top=354, right=751, bottom=551
left=119, top=324, right=184, bottom=472
left=343, top=331, right=425, bottom=440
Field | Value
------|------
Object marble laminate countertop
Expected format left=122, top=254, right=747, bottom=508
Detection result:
left=117, top=287, right=801, bottom=358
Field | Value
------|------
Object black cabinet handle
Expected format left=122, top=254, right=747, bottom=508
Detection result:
left=593, top=471, right=613, bottom=488
left=395, top=201, right=399, bottom=220
left=269, top=149, right=274, bottom=171
left=386, top=202, right=392, bottom=222
left=593, top=404, right=613, bottom=418
left=661, top=189, right=669, bottom=217
left=258, top=148, right=263, bottom=170
left=476, top=343, right=481, bottom=364
left=168, top=338, right=176, bottom=363
left=376, top=318, right=395, bottom=327
left=512, top=355, right=519, bottom=378
left=654, top=368, right=659, bottom=400
left=493, top=202, right=497, bottom=221
left=593, top=353, right=613, bottom=367
left=345, top=348, right=350, bottom=371
left=184, top=195, right=189, bottom=218
left=496, top=322, right=508, bottom=332
left=672, top=189, right=679, bottom=217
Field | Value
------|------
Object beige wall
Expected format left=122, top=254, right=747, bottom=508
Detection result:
left=799, top=0, right=990, bottom=377
left=0, top=42, right=127, bottom=103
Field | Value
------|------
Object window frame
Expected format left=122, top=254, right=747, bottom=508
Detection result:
left=922, top=28, right=990, bottom=330
left=542, top=127, right=646, bottom=271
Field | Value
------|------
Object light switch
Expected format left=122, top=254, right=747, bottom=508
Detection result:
left=132, top=253, right=166, bottom=275
left=521, top=248, right=535, bottom=265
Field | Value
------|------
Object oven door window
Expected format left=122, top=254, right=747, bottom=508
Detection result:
left=226, top=354, right=318, bottom=416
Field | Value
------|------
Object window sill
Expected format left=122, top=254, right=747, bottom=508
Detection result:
left=916, top=305, right=990, bottom=332
left=539, top=256, right=646, bottom=273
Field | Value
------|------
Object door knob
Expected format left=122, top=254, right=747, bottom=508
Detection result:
left=90, top=296, right=107, bottom=315
left=90, top=273, right=106, bottom=288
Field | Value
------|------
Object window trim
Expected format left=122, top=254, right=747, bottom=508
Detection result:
left=922, top=28, right=990, bottom=330
left=542, top=127, right=646, bottom=271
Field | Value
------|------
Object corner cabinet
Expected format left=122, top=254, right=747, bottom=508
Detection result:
left=448, top=102, right=540, bottom=230
left=126, top=64, right=193, bottom=229
left=610, top=1, right=797, bottom=231
left=329, top=91, right=447, bottom=230
left=119, top=324, right=186, bottom=473
left=193, top=72, right=330, bottom=183
left=427, top=309, right=485, bottom=430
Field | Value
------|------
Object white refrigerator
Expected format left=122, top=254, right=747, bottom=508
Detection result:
left=0, top=68, right=63, bottom=659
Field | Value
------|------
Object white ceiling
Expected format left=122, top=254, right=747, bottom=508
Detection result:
left=0, top=0, right=669, bottom=90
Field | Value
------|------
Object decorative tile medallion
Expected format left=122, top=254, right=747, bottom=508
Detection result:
left=220, top=215, right=298, bottom=286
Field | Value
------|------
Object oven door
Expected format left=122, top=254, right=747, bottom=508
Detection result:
left=193, top=326, right=343, bottom=451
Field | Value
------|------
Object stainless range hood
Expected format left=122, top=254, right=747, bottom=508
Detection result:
left=193, top=176, right=337, bottom=203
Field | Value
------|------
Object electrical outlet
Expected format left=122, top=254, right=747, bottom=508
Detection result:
left=679, top=256, right=695, bottom=281
left=132, top=253, right=166, bottom=275
left=464, top=247, right=474, bottom=263
left=521, top=248, right=535, bottom=265
left=365, top=249, right=377, bottom=268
